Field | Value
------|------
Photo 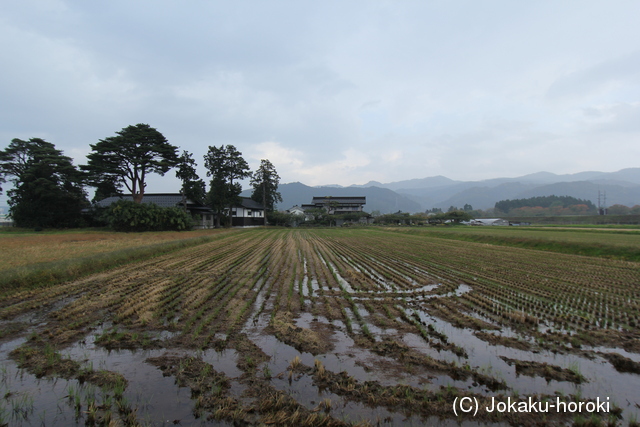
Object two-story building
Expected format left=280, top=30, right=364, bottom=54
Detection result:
left=306, top=196, right=367, bottom=214
left=229, top=197, right=266, bottom=226
left=286, top=196, right=371, bottom=225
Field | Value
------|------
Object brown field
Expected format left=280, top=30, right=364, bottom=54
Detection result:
left=1, top=227, right=639, bottom=426
left=0, top=228, right=231, bottom=271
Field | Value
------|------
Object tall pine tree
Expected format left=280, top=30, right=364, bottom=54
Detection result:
left=203, top=145, right=250, bottom=227
left=0, top=138, right=87, bottom=228
left=175, top=150, right=206, bottom=209
left=250, top=159, right=282, bottom=225
left=83, top=124, right=179, bottom=203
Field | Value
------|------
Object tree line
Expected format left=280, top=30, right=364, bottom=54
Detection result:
left=495, top=195, right=596, bottom=214
left=0, top=123, right=282, bottom=229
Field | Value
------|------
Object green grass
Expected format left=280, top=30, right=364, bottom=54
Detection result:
left=497, top=213, right=640, bottom=226
left=383, top=226, right=640, bottom=262
left=529, top=223, right=640, bottom=230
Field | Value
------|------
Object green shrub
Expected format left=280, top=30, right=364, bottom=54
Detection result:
left=106, top=200, right=193, bottom=232
left=266, top=211, right=295, bottom=226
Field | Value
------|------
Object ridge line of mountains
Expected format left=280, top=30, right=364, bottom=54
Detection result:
left=258, top=168, right=640, bottom=214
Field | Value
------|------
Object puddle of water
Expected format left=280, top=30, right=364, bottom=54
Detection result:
left=354, top=283, right=473, bottom=305
left=454, top=284, right=473, bottom=296
left=245, top=315, right=420, bottom=387
left=407, top=307, right=640, bottom=420
left=362, top=321, right=388, bottom=340
left=332, top=266, right=355, bottom=293
left=244, top=318, right=481, bottom=426
left=239, top=298, right=511, bottom=426
left=201, top=348, right=243, bottom=379
left=269, top=372, right=437, bottom=426
left=0, top=328, right=243, bottom=426
left=250, top=278, right=269, bottom=315
left=588, top=346, right=640, bottom=363
left=403, top=283, right=441, bottom=293
left=342, top=306, right=361, bottom=333
left=294, top=312, right=318, bottom=329
left=402, top=332, right=463, bottom=364
left=310, top=277, right=320, bottom=294
left=300, top=274, right=309, bottom=298
left=65, top=344, right=235, bottom=425
left=465, top=311, right=504, bottom=330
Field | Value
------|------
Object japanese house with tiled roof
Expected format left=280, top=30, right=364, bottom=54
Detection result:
left=229, top=197, right=265, bottom=226
left=95, top=194, right=265, bottom=228
left=94, top=193, right=215, bottom=229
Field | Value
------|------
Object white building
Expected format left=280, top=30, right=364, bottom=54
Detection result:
left=470, top=218, right=509, bottom=226
left=286, top=205, right=305, bottom=216
left=229, top=197, right=265, bottom=226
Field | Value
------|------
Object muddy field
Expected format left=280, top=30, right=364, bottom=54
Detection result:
left=1, top=228, right=639, bottom=426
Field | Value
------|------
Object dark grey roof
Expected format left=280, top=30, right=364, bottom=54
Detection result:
left=238, top=197, right=264, bottom=210
left=95, top=193, right=182, bottom=208
left=94, top=193, right=212, bottom=212
left=311, top=196, right=366, bottom=205
left=94, top=195, right=133, bottom=207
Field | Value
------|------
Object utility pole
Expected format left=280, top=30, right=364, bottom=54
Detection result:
left=598, top=190, right=608, bottom=215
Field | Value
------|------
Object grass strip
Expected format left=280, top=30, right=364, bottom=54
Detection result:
left=0, top=232, right=235, bottom=297
left=384, top=228, right=640, bottom=262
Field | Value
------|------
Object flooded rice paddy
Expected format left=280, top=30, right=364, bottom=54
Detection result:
left=1, top=228, right=639, bottom=426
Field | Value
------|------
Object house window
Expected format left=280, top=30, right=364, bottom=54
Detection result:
left=232, top=210, right=237, bottom=216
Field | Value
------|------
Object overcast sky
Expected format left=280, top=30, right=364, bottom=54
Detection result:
left=2, top=0, right=640, bottom=206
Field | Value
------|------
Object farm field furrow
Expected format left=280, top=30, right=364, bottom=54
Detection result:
left=1, top=227, right=639, bottom=426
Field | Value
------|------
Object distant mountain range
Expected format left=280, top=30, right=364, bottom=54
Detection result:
left=243, top=182, right=422, bottom=214
left=246, top=168, right=640, bottom=214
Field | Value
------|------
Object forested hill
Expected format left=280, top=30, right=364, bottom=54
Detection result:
left=495, top=195, right=596, bottom=213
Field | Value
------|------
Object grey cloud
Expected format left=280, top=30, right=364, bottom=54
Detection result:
left=359, top=100, right=382, bottom=110
left=581, top=103, right=640, bottom=133
left=1, top=1, right=640, bottom=191
left=547, top=51, right=640, bottom=101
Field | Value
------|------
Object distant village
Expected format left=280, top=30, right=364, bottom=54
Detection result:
left=93, top=194, right=375, bottom=229
left=90, top=192, right=538, bottom=229
left=2, top=125, right=639, bottom=229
